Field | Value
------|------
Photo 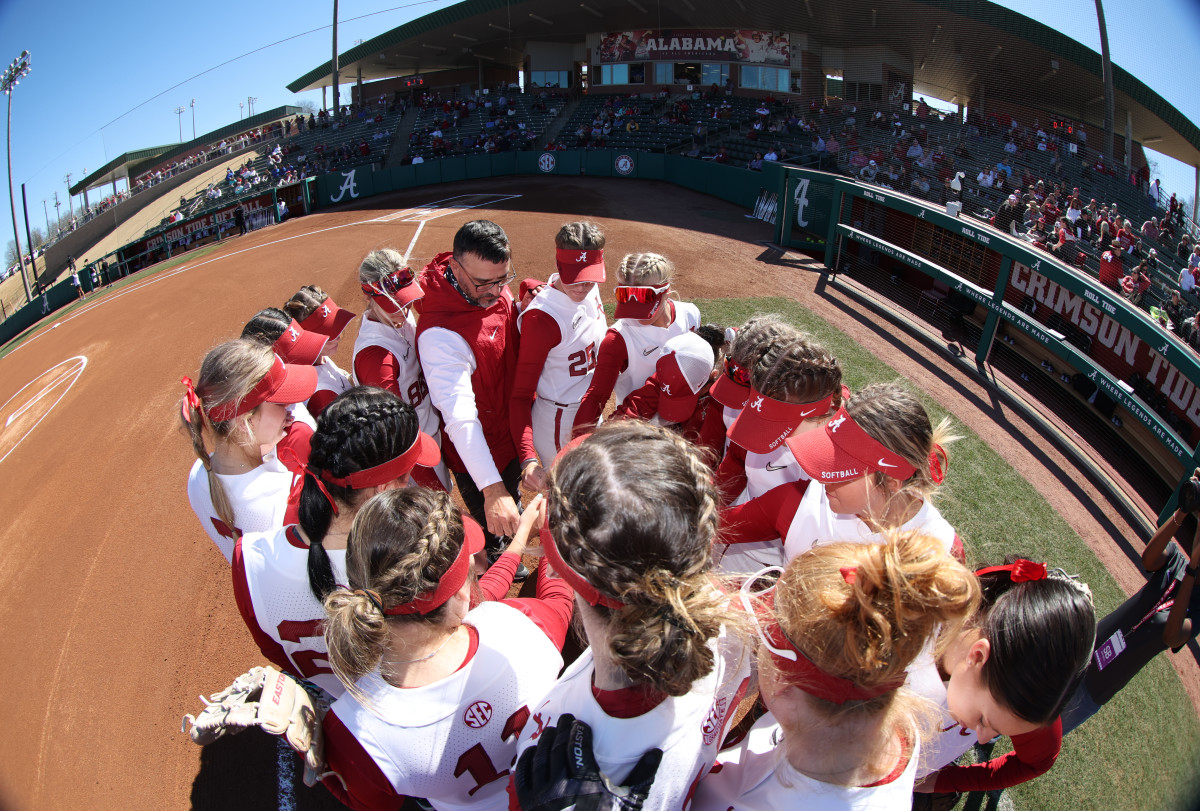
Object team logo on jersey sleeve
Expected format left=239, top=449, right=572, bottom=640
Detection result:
left=701, top=697, right=729, bottom=745
left=463, top=701, right=493, bottom=728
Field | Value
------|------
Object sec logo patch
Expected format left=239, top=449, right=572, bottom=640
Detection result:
left=614, top=154, right=635, bottom=176
left=538, top=153, right=557, bottom=173
left=463, top=701, right=493, bottom=728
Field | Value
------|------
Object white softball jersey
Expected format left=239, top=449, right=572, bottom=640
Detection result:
left=327, top=601, right=563, bottom=811
left=693, top=713, right=919, bottom=810
left=517, top=275, right=607, bottom=404
left=518, top=277, right=608, bottom=461
left=514, top=623, right=752, bottom=811
left=716, top=446, right=805, bottom=575
left=906, top=656, right=980, bottom=779
left=353, top=313, right=440, bottom=440
left=186, top=450, right=293, bottom=562
left=232, top=525, right=348, bottom=697
left=611, top=301, right=701, bottom=404
left=354, top=313, right=451, bottom=489
left=783, top=482, right=956, bottom=562
left=312, top=356, right=353, bottom=406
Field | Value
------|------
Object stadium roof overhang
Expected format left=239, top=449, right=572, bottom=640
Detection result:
left=71, top=105, right=305, bottom=195
left=288, top=0, right=1199, bottom=170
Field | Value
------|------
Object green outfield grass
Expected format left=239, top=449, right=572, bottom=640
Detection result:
left=693, top=297, right=1200, bottom=811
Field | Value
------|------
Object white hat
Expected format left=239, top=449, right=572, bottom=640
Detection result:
left=869, top=159, right=876, bottom=166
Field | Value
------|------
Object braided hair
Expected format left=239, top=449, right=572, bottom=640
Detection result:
left=323, top=488, right=464, bottom=701
left=300, top=386, right=423, bottom=601
left=240, top=307, right=292, bottom=346
left=546, top=420, right=727, bottom=696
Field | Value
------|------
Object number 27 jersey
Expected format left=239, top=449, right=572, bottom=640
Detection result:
left=322, top=601, right=564, bottom=811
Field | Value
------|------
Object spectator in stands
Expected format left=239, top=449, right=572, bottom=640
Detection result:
left=1099, top=241, right=1124, bottom=291
left=747, top=152, right=764, bottom=171
left=712, top=146, right=728, bottom=164
left=1004, top=137, right=1018, bottom=154
left=1123, top=260, right=1153, bottom=304
left=905, top=138, right=924, bottom=161
left=910, top=173, right=931, bottom=196
left=1178, top=234, right=1194, bottom=262
left=859, top=159, right=879, bottom=182
left=763, top=147, right=779, bottom=162
left=995, top=158, right=1013, bottom=180
left=1141, top=217, right=1161, bottom=242
left=976, top=167, right=996, bottom=193
left=1180, top=263, right=1196, bottom=295
left=1165, top=291, right=1187, bottom=335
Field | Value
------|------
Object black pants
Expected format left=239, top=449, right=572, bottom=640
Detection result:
left=453, top=458, right=522, bottom=556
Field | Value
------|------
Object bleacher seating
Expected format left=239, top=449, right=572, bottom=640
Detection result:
left=404, top=91, right=563, bottom=161
left=690, top=97, right=1198, bottom=328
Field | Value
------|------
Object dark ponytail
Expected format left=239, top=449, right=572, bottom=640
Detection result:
left=976, top=563, right=1096, bottom=725
left=241, top=307, right=292, bottom=346
left=300, top=386, right=422, bottom=601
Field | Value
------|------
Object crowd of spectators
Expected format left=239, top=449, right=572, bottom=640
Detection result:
left=403, top=87, right=558, bottom=161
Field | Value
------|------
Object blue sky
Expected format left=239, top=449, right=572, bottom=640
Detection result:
left=0, top=0, right=1196, bottom=249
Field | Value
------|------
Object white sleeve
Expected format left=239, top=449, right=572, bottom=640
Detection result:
left=418, top=326, right=503, bottom=490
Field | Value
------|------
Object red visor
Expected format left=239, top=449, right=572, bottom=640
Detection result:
left=321, top=431, right=441, bottom=489
left=614, top=284, right=669, bottom=320
left=728, top=388, right=836, bottom=454
left=542, top=526, right=625, bottom=609
left=362, top=266, right=423, bottom=313
left=384, top=516, right=484, bottom=615
left=555, top=248, right=606, bottom=284
left=785, top=405, right=916, bottom=483
left=206, top=355, right=319, bottom=423
left=272, top=319, right=328, bottom=366
left=299, top=297, right=357, bottom=339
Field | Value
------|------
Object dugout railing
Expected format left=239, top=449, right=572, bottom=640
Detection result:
left=765, top=161, right=1200, bottom=523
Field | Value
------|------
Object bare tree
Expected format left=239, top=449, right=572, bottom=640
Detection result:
left=299, top=100, right=317, bottom=117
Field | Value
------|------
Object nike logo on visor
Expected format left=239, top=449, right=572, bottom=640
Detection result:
left=877, top=459, right=898, bottom=468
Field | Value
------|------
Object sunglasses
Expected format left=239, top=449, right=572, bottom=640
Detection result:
left=724, top=358, right=751, bottom=387
left=615, top=283, right=669, bottom=304
left=737, top=565, right=798, bottom=663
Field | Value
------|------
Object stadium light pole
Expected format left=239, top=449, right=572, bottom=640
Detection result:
left=248, top=96, right=257, bottom=117
left=331, top=0, right=340, bottom=117
left=42, top=198, right=48, bottom=236
left=1094, top=0, right=1116, bottom=166
left=64, top=173, right=73, bottom=220
left=3, top=50, right=32, bottom=302
left=239, top=101, right=244, bottom=120
left=190, top=98, right=196, bottom=140
left=174, top=106, right=185, bottom=142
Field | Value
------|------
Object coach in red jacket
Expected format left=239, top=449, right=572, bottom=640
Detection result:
left=416, top=220, right=523, bottom=561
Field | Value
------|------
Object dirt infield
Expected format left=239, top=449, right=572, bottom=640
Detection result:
left=0, top=175, right=1194, bottom=810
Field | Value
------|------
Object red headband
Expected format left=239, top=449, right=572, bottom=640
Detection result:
left=975, top=559, right=1047, bottom=582
left=762, top=612, right=905, bottom=703
left=321, top=432, right=440, bottom=489
left=384, top=517, right=484, bottom=615
left=541, top=526, right=626, bottom=609
left=279, top=447, right=339, bottom=517
left=207, top=355, right=288, bottom=423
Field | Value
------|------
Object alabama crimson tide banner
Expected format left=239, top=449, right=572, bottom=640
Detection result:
left=598, top=30, right=790, bottom=64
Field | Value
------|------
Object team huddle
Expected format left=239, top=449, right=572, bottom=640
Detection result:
left=176, top=218, right=1190, bottom=810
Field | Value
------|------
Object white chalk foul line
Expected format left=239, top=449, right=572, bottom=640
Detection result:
left=0, top=355, right=87, bottom=465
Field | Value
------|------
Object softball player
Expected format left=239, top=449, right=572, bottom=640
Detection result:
left=913, top=559, right=1095, bottom=794
left=573, top=253, right=701, bottom=429
left=510, top=222, right=608, bottom=491
left=692, top=531, right=978, bottom=810
left=241, top=308, right=349, bottom=419
left=231, top=386, right=440, bottom=698
left=721, top=382, right=964, bottom=563
left=351, top=249, right=450, bottom=491
left=514, top=421, right=752, bottom=811
left=181, top=339, right=318, bottom=562
left=709, top=314, right=794, bottom=436
left=284, top=286, right=358, bottom=416
left=714, top=332, right=845, bottom=574
left=319, top=487, right=572, bottom=811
